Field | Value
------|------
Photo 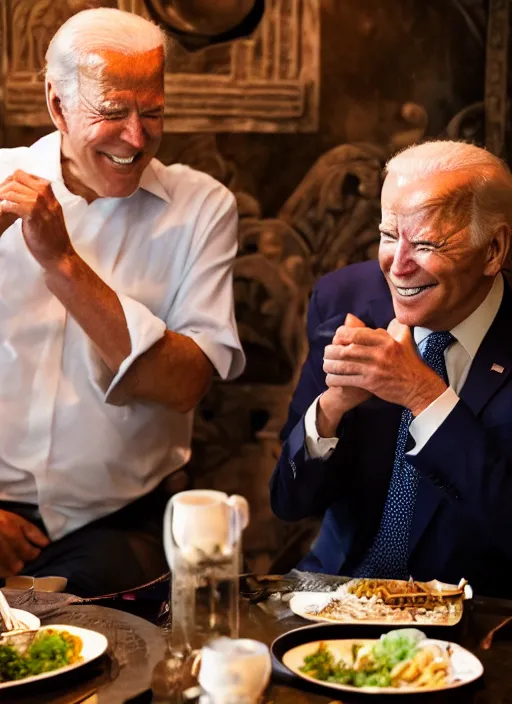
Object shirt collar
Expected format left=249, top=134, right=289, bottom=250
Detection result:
left=414, top=273, right=504, bottom=359
left=29, top=131, right=63, bottom=183
left=138, top=161, right=172, bottom=204
left=28, top=131, right=172, bottom=205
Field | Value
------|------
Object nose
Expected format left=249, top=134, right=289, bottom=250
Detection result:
left=389, top=237, right=417, bottom=278
left=120, top=113, right=146, bottom=150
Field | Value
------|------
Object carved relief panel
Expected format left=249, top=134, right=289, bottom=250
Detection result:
left=0, top=0, right=319, bottom=132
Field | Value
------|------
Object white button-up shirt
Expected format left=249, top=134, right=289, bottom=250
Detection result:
left=305, top=273, right=504, bottom=458
left=0, top=131, right=245, bottom=539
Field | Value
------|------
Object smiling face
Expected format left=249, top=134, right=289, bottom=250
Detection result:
left=49, top=47, right=164, bottom=202
left=378, top=169, right=506, bottom=331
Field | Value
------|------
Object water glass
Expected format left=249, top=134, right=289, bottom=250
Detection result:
left=163, top=490, right=249, bottom=656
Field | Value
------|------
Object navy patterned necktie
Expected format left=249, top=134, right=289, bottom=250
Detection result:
left=354, top=330, right=455, bottom=579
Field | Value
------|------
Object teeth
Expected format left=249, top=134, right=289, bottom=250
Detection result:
left=105, top=153, right=136, bottom=165
left=397, top=286, right=428, bottom=297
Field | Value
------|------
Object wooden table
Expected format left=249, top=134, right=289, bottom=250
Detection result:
left=236, top=595, right=512, bottom=704
left=4, top=588, right=512, bottom=703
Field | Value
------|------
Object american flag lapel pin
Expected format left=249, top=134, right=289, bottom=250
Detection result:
left=491, top=363, right=505, bottom=374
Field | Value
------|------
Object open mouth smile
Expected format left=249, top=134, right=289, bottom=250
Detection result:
left=101, top=151, right=142, bottom=166
left=395, top=284, right=436, bottom=298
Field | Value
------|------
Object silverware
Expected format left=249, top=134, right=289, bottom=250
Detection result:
left=0, top=588, right=31, bottom=631
left=481, top=614, right=512, bottom=649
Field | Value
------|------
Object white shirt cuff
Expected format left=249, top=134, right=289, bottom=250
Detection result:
left=178, top=329, right=245, bottom=381
left=88, top=293, right=166, bottom=403
left=304, top=395, right=339, bottom=459
left=407, top=387, right=460, bottom=456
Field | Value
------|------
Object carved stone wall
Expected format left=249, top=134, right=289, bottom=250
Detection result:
left=0, top=0, right=505, bottom=572
left=1, top=0, right=320, bottom=132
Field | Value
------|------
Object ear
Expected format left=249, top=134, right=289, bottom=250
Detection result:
left=46, top=81, right=68, bottom=133
left=484, top=224, right=511, bottom=277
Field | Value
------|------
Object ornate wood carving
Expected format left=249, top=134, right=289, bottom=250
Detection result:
left=0, top=1, right=6, bottom=147
left=0, top=0, right=320, bottom=133
left=279, top=143, right=384, bottom=279
left=485, top=0, right=509, bottom=158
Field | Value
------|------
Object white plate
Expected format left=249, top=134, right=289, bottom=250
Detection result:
left=282, top=637, right=483, bottom=695
left=289, top=591, right=465, bottom=627
left=7, top=609, right=41, bottom=632
left=0, top=624, right=108, bottom=690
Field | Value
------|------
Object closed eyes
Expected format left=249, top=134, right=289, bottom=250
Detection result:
left=379, top=231, right=397, bottom=241
left=100, top=109, right=164, bottom=121
left=379, top=231, right=440, bottom=251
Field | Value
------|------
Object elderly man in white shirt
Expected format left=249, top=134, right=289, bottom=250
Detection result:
left=0, top=8, right=244, bottom=596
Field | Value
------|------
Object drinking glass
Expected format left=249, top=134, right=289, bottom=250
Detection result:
left=163, top=490, right=249, bottom=657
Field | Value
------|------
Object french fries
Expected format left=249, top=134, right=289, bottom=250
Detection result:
left=390, top=644, right=451, bottom=688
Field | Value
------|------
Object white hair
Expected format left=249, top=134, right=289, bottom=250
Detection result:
left=386, top=140, right=512, bottom=246
left=45, top=8, right=167, bottom=108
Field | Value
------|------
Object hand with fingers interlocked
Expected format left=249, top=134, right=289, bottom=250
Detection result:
left=316, top=314, right=372, bottom=437
left=0, top=170, right=75, bottom=270
left=322, top=315, right=447, bottom=418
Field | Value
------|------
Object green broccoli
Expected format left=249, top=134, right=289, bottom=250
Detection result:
left=0, top=630, right=81, bottom=682
left=0, top=644, right=30, bottom=682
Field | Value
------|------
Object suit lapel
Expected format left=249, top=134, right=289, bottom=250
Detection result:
left=409, top=281, right=512, bottom=555
left=459, top=286, right=512, bottom=414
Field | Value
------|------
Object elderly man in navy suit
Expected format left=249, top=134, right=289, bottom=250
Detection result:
left=270, top=140, right=512, bottom=597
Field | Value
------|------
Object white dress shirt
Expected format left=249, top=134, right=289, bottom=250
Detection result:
left=305, top=274, right=504, bottom=458
left=0, top=131, right=245, bottom=539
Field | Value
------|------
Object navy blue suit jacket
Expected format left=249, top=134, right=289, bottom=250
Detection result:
left=270, top=261, right=512, bottom=597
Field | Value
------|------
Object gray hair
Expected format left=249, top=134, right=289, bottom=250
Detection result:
left=386, top=140, right=512, bottom=246
left=45, top=8, right=167, bottom=109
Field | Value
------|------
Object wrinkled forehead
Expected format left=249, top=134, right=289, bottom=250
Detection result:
left=77, top=47, right=165, bottom=94
left=380, top=169, right=474, bottom=229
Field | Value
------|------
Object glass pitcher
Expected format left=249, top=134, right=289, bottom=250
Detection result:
left=163, top=489, right=249, bottom=656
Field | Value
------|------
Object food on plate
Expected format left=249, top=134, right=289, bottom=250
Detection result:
left=0, top=628, right=83, bottom=682
left=300, top=629, right=452, bottom=689
left=306, top=578, right=466, bottom=625
left=347, top=578, right=464, bottom=607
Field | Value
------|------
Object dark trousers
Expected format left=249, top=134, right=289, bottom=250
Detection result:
left=0, top=483, right=174, bottom=598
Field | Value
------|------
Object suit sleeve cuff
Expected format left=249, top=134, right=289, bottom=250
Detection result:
left=88, top=293, right=166, bottom=403
left=407, top=387, right=460, bottom=456
left=304, top=395, right=339, bottom=459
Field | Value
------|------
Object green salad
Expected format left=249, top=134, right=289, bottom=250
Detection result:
left=300, top=628, right=426, bottom=688
left=0, top=629, right=82, bottom=683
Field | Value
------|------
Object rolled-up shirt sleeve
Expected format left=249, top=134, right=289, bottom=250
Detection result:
left=86, top=293, right=167, bottom=402
left=407, top=386, right=460, bottom=456
left=106, top=294, right=167, bottom=401
left=88, top=184, right=245, bottom=401
left=167, top=188, right=245, bottom=380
